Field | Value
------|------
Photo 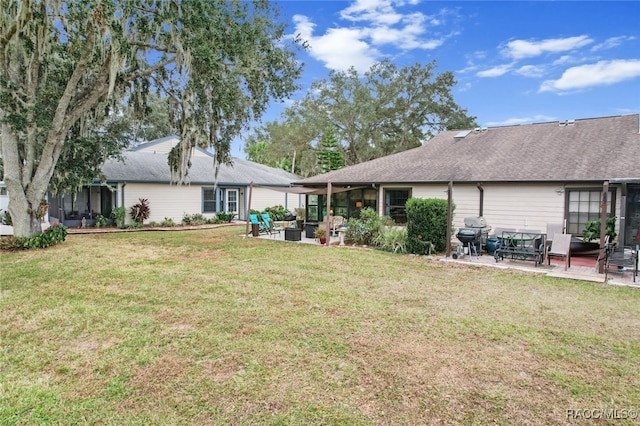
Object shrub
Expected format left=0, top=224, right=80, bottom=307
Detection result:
left=374, top=227, right=408, bottom=254
left=182, top=213, right=207, bottom=225
left=161, top=217, right=176, bottom=227
left=263, top=205, right=288, bottom=221
left=130, top=198, right=150, bottom=224
left=95, top=214, right=109, bottom=227
left=582, top=216, right=617, bottom=242
left=0, top=236, right=27, bottom=251
left=345, top=207, right=392, bottom=246
left=406, top=198, right=450, bottom=255
left=22, top=224, right=68, bottom=249
left=112, top=206, right=126, bottom=228
left=215, top=212, right=236, bottom=223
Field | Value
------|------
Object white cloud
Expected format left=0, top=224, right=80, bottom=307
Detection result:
left=292, top=1, right=450, bottom=72
left=592, top=36, right=636, bottom=52
left=340, top=0, right=403, bottom=25
left=552, top=55, right=584, bottom=66
left=515, top=65, right=545, bottom=78
left=293, top=15, right=379, bottom=72
left=540, top=59, right=640, bottom=92
left=476, top=64, right=513, bottom=78
left=502, top=35, right=593, bottom=59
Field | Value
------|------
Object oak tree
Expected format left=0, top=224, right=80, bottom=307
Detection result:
left=245, top=59, right=476, bottom=175
left=1, top=0, right=304, bottom=237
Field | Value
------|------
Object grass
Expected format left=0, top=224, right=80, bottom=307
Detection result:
left=1, top=225, right=640, bottom=425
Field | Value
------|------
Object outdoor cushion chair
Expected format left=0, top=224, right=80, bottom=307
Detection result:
left=547, top=233, right=572, bottom=270
left=330, top=215, right=345, bottom=236
left=261, top=213, right=282, bottom=235
left=250, top=214, right=270, bottom=235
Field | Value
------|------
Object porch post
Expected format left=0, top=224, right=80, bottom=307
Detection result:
left=598, top=181, right=609, bottom=273
left=245, top=182, right=253, bottom=237
left=618, top=182, right=627, bottom=247
left=446, top=181, right=453, bottom=258
left=325, top=181, right=332, bottom=246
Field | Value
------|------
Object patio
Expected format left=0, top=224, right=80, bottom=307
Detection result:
left=252, top=226, right=639, bottom=288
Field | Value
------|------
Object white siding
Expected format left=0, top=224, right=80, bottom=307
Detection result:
left=117, top=183, right=305, bottom=224
left=249, top=187, right=304, bottom=213
left=481, top=183, right=565, bottom=232
left=388, top=182, right=567, bottom=234
left=120, top=182, right=206, bottom=224
left=136, top=137, right=179, bottom=154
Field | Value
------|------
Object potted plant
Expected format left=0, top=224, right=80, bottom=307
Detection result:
left=577, top=216, right=617, bottom=254
left=314, top=226, right=327, bottom=244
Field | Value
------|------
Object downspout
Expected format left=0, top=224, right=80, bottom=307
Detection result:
left=476, top=183, right=484, bottom=217
left=120, top=182, right=126, bottom=208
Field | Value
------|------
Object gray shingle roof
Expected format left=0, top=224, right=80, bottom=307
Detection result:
left=296, top=114, right=640, bottom=185
left=102, top=151, right=300, bottom=186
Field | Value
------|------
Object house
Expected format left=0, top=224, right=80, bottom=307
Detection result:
left=294, top=114, right=640, bottom=247
left=48, top=136, right=303, bottom=227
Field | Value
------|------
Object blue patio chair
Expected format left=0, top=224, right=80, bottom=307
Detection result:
left=261, top=213, right=282, bottom=236
left=250, top=214, right=269, bottom=235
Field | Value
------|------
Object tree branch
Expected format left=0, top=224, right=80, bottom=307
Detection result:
left=0, top=0, right=32, bottom=51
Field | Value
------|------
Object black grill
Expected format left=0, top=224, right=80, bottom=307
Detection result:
left=455, top=217, right=491, bottom=256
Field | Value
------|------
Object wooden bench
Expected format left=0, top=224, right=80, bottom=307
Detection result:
left=494, top=231, right=546, bottom=266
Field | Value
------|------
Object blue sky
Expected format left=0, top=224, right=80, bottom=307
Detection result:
left=235, top=0, right=640, bottom=157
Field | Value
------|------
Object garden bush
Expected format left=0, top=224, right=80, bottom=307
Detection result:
left=263, top=205, right=288, bottom=221
left=182, top=213, right=207, bottom=225
left=161, top=217, right=176, bottom=227
left=374, top=226, right=408, bottom=254
left=111, top=206, right=126, bottom=228
left=406, top=198, right=451, bottom=255
left=14, top=223, right=69, bottom=250
left=345, top=207, right=393, bottom=246
left=215, top=212, right=236, bottom=223
left=95, top=214, right=109, bottom=227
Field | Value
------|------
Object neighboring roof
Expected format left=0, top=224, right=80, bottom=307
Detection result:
left=132, top=135, right=213, bottom=158
left=101, top=150, right=300, bottom=186
left=296, top=114, right=640, bottom=186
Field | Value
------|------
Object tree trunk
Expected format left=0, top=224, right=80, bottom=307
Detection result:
left=1, top=123, right=50, bottom=238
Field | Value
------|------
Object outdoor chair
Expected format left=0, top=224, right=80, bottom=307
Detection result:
left=545, top=223, right=565, bottom=253
left=261, top=213, right=282, bottom=236
left=330, top=215, right=345, bottom=236
left=250, top=214, right=269, bottom=235
left=547, top=233, right=572, bottom=270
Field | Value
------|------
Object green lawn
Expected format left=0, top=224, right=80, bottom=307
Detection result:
left=1, top=225, right=639, bottom=425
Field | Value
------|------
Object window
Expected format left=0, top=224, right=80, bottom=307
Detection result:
left=566, top=189, right=615, bottom=235
left=307, top=194, right=321, bottom=221
left=332, top=191, right=349, bottom=217
left=385, top=189, right=411, bottom=224
left=203, top=188, right=217, bottom=213
left=226, top=189, right=238, bottom=215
